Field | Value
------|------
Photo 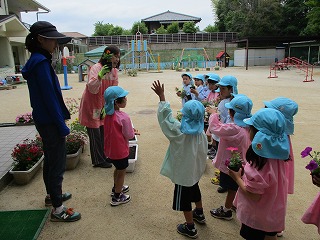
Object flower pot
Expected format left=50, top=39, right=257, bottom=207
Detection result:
left=9, top=155, right=44, bottom=185
left=66, top=147, right=82, bottom=170
left=126, top=144, right=138, bottom=173
left=228, top=164, right=241, bottom=172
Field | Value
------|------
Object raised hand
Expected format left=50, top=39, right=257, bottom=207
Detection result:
left=98, top=65, right=111, bottom=79
left=151, top=80, right=165, bottom=101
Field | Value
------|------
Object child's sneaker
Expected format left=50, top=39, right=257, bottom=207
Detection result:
left=210, top=206, right=233, bottom=220
left=110, top=185, right=129, bottom=196
left=110, top=193, right=131, bottom=206
left=50, top=207, right=81, bottom=222
left=45, top=192, right=72, bottom=206
left=277, top=231, right=284, bottom=237
left=177, top=223, right=198, bottom=239
left=192, top=209, right=206, bottom=224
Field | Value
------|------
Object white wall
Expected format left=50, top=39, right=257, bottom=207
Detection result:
left=234, top=48, right=285, bottom=66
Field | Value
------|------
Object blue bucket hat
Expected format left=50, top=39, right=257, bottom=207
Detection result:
left=263, top=97, right=298, bottom=135
left=193, top=74, right=205, bottom=82
left=104, top=86, right=129, bottom=115
left=225, top=95, right=253, bottom=127
left=180, top=100, right=205, bottom=135
left=181, top=73, right=192, bottom=79
left=205, top=73, right=221, bottom=83
left=217, top=75, right=238, bottom=94
left=243, top=108, right=290, bottom=160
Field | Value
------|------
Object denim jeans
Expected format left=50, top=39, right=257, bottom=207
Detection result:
left=36, top=123, right=66, bottom=208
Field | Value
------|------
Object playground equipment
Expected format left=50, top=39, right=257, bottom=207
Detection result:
left=177, top=48, right=210, bottom=70
left=121, top=30, right=160, bottom=72
left=268, top=57, right=314, bottom=82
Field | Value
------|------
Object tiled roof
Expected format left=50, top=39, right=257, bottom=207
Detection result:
left=62, top=32, right=88, bottom=38
left=142, top=10, right=201, bottom=23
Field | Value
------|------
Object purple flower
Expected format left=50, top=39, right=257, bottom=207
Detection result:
left=305, top=160, right=319, bottom=171
left=301, top=147, right=312, bottom=158
left=225, top=159, right=230, bottom=167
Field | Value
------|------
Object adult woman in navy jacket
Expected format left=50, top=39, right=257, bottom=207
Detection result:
left=22, top=21, right=80, bottom=222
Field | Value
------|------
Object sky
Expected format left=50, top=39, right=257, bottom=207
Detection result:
left=21, top=0, right=216, bottom=36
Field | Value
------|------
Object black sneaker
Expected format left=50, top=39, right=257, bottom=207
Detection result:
left=111, top=185, right=129, bottom=196
left=45, top=192, right=72, bottom=207
left=50, top=207, right=81, bottom=222
left=177, top=223, right=198, bottom=239
left=110, top=193, right=131, bottom=206
left=207, top=148, right=216, bottom=156
left=217, top=186, right=228, bottom=193
left=192, top=209, right=206, bottom=224
left=210, top=206, right=233, bottom=220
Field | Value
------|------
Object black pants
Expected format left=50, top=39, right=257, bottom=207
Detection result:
left=86, top=126, right=109, bottom=165
left=36, top=123, right=66, bottom=208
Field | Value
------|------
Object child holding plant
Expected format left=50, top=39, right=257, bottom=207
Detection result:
left=229, top=108, right=290, bottom=240
left=176, top=73, right=195, bottom=106
left=301, top=147, right=320, bottom=234
left=207, top=94, right=252, bottom=220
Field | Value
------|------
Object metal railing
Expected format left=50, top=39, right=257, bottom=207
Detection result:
left=87, top=32, right=238, bottom=46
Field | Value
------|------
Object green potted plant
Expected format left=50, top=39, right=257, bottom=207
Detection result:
left=225, top=147, right=243, bottom=172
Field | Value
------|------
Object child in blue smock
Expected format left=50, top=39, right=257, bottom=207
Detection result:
left=176, top=73, right=195, bottom=106
left=152, top=80, right=208, bottom=239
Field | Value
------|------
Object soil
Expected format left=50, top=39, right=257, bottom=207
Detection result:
left=0, top=67, right=319, bottom=239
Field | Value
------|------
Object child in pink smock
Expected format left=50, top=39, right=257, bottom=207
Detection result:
left=79, top=46, right=120, bottom=168
left=302, top=174, right=320, bottom=235
left=103, top=86, right=139, bottom=206
left=264, top=97, right=298, bottom=194
left=208, top=95, right=252, bottom=220
left=229, top=108, right=290, bottom=240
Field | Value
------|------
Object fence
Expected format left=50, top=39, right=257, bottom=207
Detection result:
left=87, top=32, right=238, bottom=46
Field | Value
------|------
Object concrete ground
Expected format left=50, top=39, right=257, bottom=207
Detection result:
left=0, top=66, right=319, bottom=239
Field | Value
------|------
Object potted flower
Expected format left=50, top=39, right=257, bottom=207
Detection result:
left=65, top=130, right=88, bottom=170
left=15, top=112, right=34, bottom=126
left=175, top=87, right=186, bottom=99
left=9, top=138, right=44, bottom=184
left=225, top=147, right=243, bottom=172
left=302, top=147, right=320, bottom=183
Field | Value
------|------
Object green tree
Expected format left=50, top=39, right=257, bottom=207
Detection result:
left=109, top=26, right=123, bottom=35
left=156, top=25, right=167, bottom=34
left=93, top=21, right=110, bottom=36
left=182, top=22, right=197, bottom=33
left=204, top=24, right=218, bottom=32
left=131, top=21, right=148, bottom=34
left=303, top=0, right=320, bottom=35
left=280, top=0, right=308, bottom=36
left=212, top=0, right=283, bottom=37
left=167, top=22, right=179, bottom=33
left=122, top=29, right=131, bottom=35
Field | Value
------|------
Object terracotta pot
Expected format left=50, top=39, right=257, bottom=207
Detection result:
left=9, top=155, right=44, bottom=185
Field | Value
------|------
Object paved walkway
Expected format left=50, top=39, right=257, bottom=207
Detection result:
left=0, top=124, right=37, bottom=190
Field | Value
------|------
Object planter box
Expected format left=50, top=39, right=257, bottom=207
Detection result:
left=9, top=155, right=44, bottom=185
left=127, top=144, right=138, bottom=173
left=66, top=146, right=82, bottom=170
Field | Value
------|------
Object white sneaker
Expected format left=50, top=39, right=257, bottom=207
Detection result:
left=277, top=231, right=284, bottom=237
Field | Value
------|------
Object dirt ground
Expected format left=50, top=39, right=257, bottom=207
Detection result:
left=0, top=66, right=319, bottom=240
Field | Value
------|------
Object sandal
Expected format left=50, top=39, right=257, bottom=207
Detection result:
left=211, top=177, right=220, bottom=185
